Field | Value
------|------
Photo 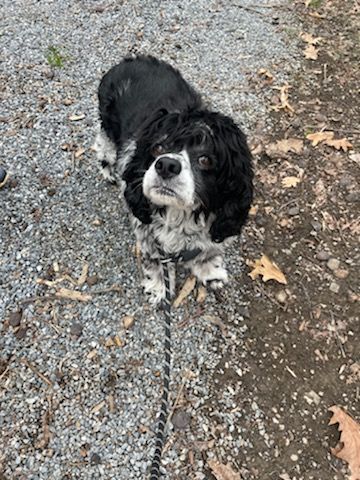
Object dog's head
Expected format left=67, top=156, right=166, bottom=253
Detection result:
left=122, top=109, right=253, bottom=242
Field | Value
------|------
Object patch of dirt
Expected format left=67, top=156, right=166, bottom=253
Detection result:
left=209, top=1, right=359, bottom=479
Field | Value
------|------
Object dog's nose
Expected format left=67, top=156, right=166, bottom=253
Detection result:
left=155, top=157, right=181, bottom=179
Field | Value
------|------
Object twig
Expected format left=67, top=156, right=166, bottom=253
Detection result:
left=20, top=295, right=58, bottom=305
left=21, top=358, right=53, bottom=387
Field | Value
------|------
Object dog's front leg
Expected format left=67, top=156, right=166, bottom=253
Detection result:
left=141, top=257, right=176, bottom=305
left=190, top=254, right=228, bottom=290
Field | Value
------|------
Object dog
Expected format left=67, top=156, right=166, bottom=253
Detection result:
left=94, top=55, right=253, bottom=304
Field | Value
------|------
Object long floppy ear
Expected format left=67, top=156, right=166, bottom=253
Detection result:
left=122, top=156, right=152, bottom=224
left=121, top=109, right=170, bottom=224
left=208, top=115, right=253, bottom=243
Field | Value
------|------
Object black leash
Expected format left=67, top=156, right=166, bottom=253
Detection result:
left=149, top=246, right=202, bottom=480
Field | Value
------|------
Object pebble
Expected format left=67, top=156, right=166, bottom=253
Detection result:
left=327, top=258, right=340, bottom=271
left=290, top=454, right=299, bottom=462
left=172, top=411, right=191, bottom=430
left=275, top=290, right=287, bottom=304
left=9, top=310, right=22, bottom=327
left=329, top=282, right=340, bottom=293
left=86, top=274, right=99, bottom=286
left=70, top=322, right=83, bottom=337
left=316, top=250, right=330, bottom=261
left=90, top=453, right=101, bottom=465
left=288, top=206, right=299, bottom=216
left=335, top=268, right=349, bottom=279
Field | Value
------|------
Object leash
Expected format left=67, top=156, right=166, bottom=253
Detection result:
left=149, top=245, right=202, bottom=480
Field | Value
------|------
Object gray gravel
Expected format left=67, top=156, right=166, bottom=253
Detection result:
left=0, top=1, right=298, bottom=479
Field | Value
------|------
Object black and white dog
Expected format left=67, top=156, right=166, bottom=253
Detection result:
left=94, top=55, right=253, bottom=304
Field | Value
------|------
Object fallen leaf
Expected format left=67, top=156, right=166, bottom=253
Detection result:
left=208, top=460, right=241, bottom=480
left=75, top=147, right=86, bottom=159
left=196, top=286, right=207, bottom=303
left=113, top=335, right=125, bottom=347
left=329, top=406, right=360, bottom=480
left=258, top=67, right=274, bottom=83
left=77, top=262, right=89, bottom=286
left=249, top=205, right=259, bottom=216
left=282, top=176, right=301, bottom=188
left=349, top=153, right=360, bottom=165
left=300, top=32, right=323, bottom=45
left=55, top=288, right=92, bottom=302
left=272, top=85, right=295, bottom=114
left=249, top=255, right=287, bottom=284
left=90, top=400, right=106, bottom=414
left=306, top=131, right=334, bottom=146
left=173, top=276, right=196, bottom=308
left=304, top=44, right=318, bottom=60
left=123, top=315, right=135, bottom=329
left=194, top=439, right=215, bottom=451
left=266, top=138, right=304, bottom=157
left=326, top=138, right=353, bottom=152
left=69, top=113, right=85, bottom=121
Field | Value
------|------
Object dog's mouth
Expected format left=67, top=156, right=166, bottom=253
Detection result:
left=153, top=185, right=178, bottom=197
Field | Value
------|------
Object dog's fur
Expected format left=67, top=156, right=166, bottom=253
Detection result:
left=94, top=55, right=253, bottom=303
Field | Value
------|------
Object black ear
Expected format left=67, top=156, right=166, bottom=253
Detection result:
left=122, top=156, right=152, bottom=224
left=121, top=109, right=170, bottom=224
left=208, top=115, right=253, bottom=243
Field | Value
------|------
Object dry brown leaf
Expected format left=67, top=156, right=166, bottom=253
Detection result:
left=74, top=147, right=86, bottom=159
left=208, top=460, right=241, bottom=480
left=326, top=138, right=353, bottom=152
left=123, top=315, right=135, bottom=329
left=258, top=67, right=274, bottom=83
left=90, top=400, right=106, bottom=414
left=266, top=138, right=303, bottom=157
left=249, top=255, right=287, bottom=284
left=329, top=406, right=360, bottom=480
left=55, top=288, right=92, bottom=302
left=69, top=113, right=85, bottom=121
left=196, top=285, right=207, bottom=303
left=300, top=32, right=323, bottom=45
left=349, top=153, right=360, bottom=165
left=304, top=44, right=318, bottom=60
left=306, top=131, right=334, bottom=146
left=282, top=176, right=301, bottom=188
left=272, top=85, right=295, bottom=114
left=173, top=276, right=196, bottom=308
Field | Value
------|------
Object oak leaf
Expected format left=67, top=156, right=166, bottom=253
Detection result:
left=329, top=406, right=360, bottom=480
left=173, top=276, right=196, bottom=308
left=207, top=460, right=241, bottom=480
left=326, top=138, right=353, bottom=152
left=249, top=255, right=287, bottom=284
left=307, top=131, right=334, bottom=146
left=272, top=85, right=295, bottom=114
left=304, top=44, right=318, bottom=60
left=266, top=138, right=303, bottom=157
left=282, top=176, right=301, bottom=188
left=300, top=32, right=322, bottom=45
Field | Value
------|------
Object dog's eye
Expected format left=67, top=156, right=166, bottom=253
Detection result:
left=198, top=155, right=213, bottom=170
left=152, top=144, right=165, bottom=156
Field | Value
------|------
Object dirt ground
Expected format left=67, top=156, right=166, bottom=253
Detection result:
left=209, top=1, right=359, bottom=478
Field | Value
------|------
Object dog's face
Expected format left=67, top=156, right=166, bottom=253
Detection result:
left=123, top=110, right=253, bottom=242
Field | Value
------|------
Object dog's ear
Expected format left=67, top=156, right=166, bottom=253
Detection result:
left=122, top=156, right=152, bottom=224
left=208, top=114, right=254, bottom=243
left=121, top=109, right=170, bottom=225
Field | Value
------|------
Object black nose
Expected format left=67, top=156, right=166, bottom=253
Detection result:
left=155, top=157, right=181, bottom=179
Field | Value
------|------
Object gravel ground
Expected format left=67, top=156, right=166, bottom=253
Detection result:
left=0, top=1, right=299, bottom=479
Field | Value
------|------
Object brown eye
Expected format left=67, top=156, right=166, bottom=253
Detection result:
left=152, top=144, right=165, bottom=156
left=198, top=155, right=213, bottom=170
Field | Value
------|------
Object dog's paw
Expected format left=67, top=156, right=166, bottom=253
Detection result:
left=142, top=277, right=166, bottom=305
left=208, top=279, right=225, bottom=290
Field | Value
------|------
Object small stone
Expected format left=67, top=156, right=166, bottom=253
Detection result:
left=15, top=327, right=28, bottom=339
left=70, top=322, right=83, bottom=337
left=335, top=268, right=349, bottom=279
left=275, top=290, right=287, bottom=304
left=9, top=310, right=22, bottom=327
left=346, top=192, right=359, bottom=203
left=290, top=454, right=299, bottom=462
left=329, top=282, right=340, bottom=293
left=122, top=315, right=135, bottom=329
left=310, top=220, right=322, bottom=231
left=172, top=410, right=191, bottom=430
left=47, top=188, right=56, bottom=197
left=238, top=306, right=250, bottom=318
left=288, top=206, right=299, bottom=216
left=90, top=453, right=101, bottom=465
left=86, top=275, right=99, bottom=286
left=327, top=258, right=340, bottom=271
left=316, top=250, right=330, bottom=261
